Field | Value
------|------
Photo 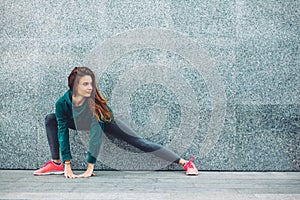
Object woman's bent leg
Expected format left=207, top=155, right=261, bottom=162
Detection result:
left=104, top=120, right=180, bottom=163
left=45, top=113, right=60, bottom=160
left=34, top=114, right=65, bottom=175
left=45, top=113, right=76, bottom=160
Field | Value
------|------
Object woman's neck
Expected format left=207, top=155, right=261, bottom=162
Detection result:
left=72, top=95, right=86, bottom=107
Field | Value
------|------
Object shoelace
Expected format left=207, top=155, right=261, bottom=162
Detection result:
left=186, top=161, right=195, bottom=169
left=42, top=161, right=52, bottom=168
left=184, top=156, right=195, bottom=169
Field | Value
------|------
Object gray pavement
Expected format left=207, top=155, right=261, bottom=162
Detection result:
left=0, top=170, right=299, bottom=200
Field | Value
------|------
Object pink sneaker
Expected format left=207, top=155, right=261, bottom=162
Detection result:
left=183, top=156, right=199, bottom=176
left=33, top=160, right=64, bottom=176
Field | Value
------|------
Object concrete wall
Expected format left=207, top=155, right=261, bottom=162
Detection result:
left=0, top=0, right=299, bottom=171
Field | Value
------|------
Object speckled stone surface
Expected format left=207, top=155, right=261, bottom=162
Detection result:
left=0, top=0, right=299, bottom=171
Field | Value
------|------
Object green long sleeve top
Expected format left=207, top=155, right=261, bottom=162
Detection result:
left=55, top=90, right=112, bottom=164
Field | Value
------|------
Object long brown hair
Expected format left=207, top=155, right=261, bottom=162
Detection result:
left=68, top=66, right=113, bottom=122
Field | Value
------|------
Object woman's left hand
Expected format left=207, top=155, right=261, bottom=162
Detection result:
left=78, top=163, right=95, bottom=178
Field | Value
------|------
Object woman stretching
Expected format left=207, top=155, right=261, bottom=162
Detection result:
left=34, top=67, right=198, bottom=178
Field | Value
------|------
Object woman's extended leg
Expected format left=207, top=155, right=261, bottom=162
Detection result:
left=104, top=119, right=181, bottom=163
left=104, top=119, right=199, bottom=175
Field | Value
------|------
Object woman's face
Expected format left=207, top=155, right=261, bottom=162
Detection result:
left=75, top=75, right=93, bottom=98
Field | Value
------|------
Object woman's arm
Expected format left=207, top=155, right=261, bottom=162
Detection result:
left=55, top=100, right=73, bottom=163
left=55, top=100, right=76, bottom=178
left=64, top=160, right=78, bottom=178
left=78, top=163, right=95, bottom=178
left=78, top=117, right=104, bottom=178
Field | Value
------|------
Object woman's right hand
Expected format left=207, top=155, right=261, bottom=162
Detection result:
left=64, top=162, right=78, bottom=178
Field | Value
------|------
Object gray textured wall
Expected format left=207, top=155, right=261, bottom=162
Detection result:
left=0, top=0, right=299, bottom=171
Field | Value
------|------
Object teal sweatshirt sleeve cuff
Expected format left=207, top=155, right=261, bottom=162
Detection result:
left=87, top=152, right=97, bottom=164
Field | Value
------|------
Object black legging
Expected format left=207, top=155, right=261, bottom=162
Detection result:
left=45, top=113, right=180, bottom=164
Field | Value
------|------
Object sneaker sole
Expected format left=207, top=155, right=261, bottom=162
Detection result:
left=33, top=171, right=64, bottom=176
left=186, top=172, right=199, bottom=176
